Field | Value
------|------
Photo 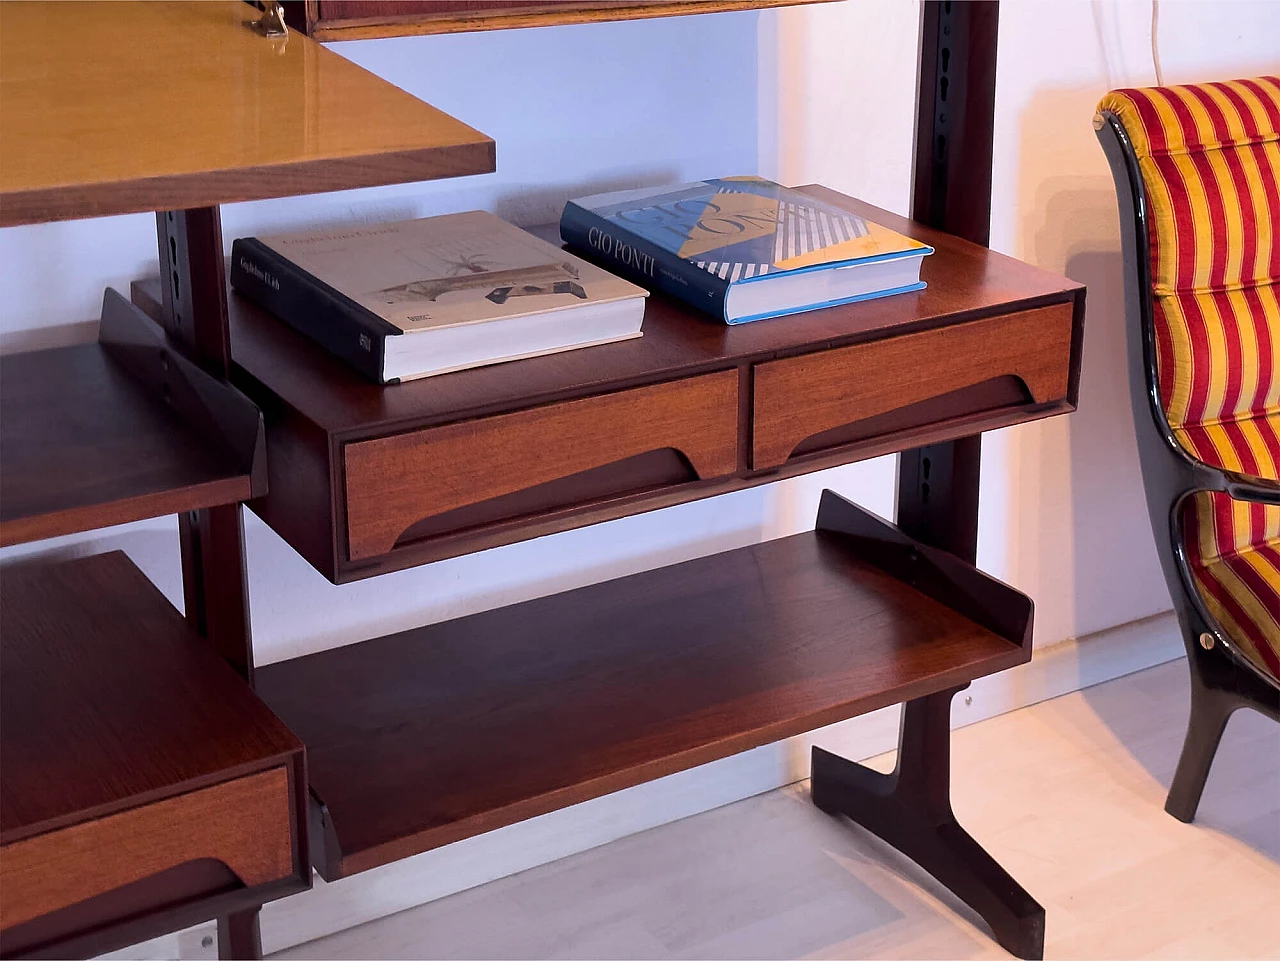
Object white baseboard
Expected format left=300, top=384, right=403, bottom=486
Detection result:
left=102, top=611, right=1185, bottom=961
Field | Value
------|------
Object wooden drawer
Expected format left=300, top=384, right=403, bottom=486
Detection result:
left=751, top=304, right=1076, bottom=470
left=0, top=768, right=294, bottom=932
left=343, top=371, right=741, bottom=562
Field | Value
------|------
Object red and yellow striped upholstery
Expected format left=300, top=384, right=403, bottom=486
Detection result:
left=1100, top=78, right=1280, bottom=685
left=1184, top=492, right=1280, bottom=681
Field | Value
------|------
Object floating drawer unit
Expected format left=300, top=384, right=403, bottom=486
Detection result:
left=134, top=186, right=1084, bottom=584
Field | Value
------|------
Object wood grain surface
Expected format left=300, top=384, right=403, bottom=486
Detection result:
left=256, top=526, right=1026, bottom=879
left=133, top=185, right=1084, bottom=580
left=0, top=343, right=252, bottom=547
left=0, top=769, right=292, bottom=931
left=0, top=2, right=493, bottom=225
left=263, top=663, right=1280, bottom=961
left=751, top=303, right=1075, bottom=468
left=0, top=289, right=265, bottom=547
left=343, top=371, right=739, bottom=560
left=0, top=552, right=302, bottom=845
left=304, top=0, right=834, bottom=40
left=221, top=188, right=1081, bottom=436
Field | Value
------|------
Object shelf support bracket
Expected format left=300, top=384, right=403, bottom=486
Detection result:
left=157, top=207, right=254, bottom=683
left=157, top=207, right=264, bottom=959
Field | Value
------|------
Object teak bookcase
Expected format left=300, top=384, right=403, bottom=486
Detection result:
left=1, top=3, right=1080, bottom=961
left=0, top=2, right=493, bottom=958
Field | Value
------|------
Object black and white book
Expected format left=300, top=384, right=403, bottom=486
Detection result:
left=230, top=211, right=647, bottom=383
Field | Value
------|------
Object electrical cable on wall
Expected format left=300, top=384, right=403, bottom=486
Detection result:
left=1151, top=0, right=1165, bottom=85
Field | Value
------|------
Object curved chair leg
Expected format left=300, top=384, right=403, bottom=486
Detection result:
left=1165, top=679, right=1237, bottom=823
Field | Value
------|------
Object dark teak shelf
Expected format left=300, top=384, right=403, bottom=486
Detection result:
left=0, top=553, right=299, bottom=844
left=291, top=0, right=837, bottom=42
left=0, top=291, right=265, bottom=548
left=256, top=492, right=1032, bottom=880
left=0, top=552, right=307, bottom=958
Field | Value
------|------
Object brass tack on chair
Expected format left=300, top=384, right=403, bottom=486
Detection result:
left=1199, top=632, right=1215, bottom=650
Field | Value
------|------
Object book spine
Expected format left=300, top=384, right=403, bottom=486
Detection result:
left=559, top=202, right=729, bottom=321
left=229, top=238, right=398, bottom=384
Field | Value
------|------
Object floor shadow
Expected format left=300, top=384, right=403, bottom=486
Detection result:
left=1080, top=657, right=1280, bottom=862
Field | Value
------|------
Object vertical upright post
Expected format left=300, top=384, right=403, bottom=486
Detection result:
left=217, top=911, right=263, bottom=961
left=811, top=4, right=1045, bottom=958
left=157, top=208, right=261, bottom=958
left=900, top=0, right=1001, bottom=556
left=911, top=0, right=1000, bottom=248
left=156, top=208, right=253, bottom=683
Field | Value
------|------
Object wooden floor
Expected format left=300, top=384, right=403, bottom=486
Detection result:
left=273, top=660, right=1280, bottom=960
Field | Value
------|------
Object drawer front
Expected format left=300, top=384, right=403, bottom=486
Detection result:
left=344, top=370, right=741, bottom=562
left=752, top=304, right=1075, bottom=470
left=0, top=768, right=294, bottom=931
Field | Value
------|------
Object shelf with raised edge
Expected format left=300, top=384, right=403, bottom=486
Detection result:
left=254, top=490, right=1033, bottom=881
left=0, top=550, right=307, bottom=958
left=0, top=289, right=266, bottom=547
left=0, top=1, right=494, bottom=227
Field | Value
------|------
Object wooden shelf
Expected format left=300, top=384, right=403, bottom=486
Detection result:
left=0, top=551, right=307, bottom=956
left=294, top=0, right=836, bottom=42
left=255, top=491, right=1032, bottom=880
left=0, top=290, right=266, bottom=548
left=134, top=185, right=1085, bottom=582
left=0, top=1, right=494, bottom=227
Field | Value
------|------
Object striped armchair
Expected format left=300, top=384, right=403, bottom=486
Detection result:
left=1095, top=78, right=1280, bottom=822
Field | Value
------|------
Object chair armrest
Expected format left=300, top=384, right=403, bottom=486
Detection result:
left=1223, top=472, right=1280, bottom=505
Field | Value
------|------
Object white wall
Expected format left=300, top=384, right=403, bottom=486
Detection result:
left=769, top=0, right=1280, bottom=648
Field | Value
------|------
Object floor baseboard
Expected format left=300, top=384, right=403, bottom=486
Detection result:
left=103, top=611, right=1185, bottom=960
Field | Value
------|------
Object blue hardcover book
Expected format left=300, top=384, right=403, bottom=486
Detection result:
left=560, top=177, right=934, bottom=324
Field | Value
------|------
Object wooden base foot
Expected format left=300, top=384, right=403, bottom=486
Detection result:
left=810, top=686, right=1045, bottom=960
left=217, top=909, right=262, bottom=961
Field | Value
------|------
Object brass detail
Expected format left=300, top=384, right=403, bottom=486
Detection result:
left=1092, top=113, right=1106, bottom=131
left=249, top=1, right=288, bottom=38
left=1199, top=632, right=1215, bottom=650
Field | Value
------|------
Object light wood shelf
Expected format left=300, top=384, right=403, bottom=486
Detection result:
left=0, top=1, right=494, bottom=227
